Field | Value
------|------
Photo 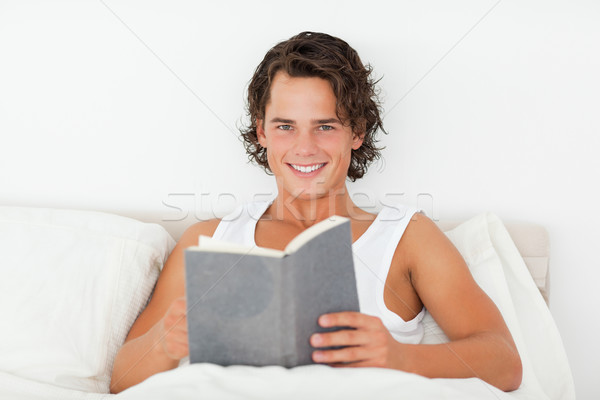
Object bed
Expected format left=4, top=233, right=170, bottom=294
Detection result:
left=0, top=205, right=575, bottom=400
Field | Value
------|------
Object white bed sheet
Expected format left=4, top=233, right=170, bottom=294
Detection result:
left=116, top=363, right=525, bottom=400
left=0, top=370, right=109, bottom=400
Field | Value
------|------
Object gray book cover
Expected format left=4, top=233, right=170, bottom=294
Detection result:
left=184, top=217, right=359, bottom=367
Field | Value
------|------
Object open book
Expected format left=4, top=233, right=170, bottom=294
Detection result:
left=184, top=215, right=359, bottom=367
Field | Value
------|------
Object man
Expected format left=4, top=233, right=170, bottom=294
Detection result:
left=110, top=31, right=522, bottom=393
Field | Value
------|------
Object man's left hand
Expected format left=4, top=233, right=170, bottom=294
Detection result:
left=310, top=311, right=402, bottom=368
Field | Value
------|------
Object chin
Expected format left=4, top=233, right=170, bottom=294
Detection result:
left=286, top=187, right=329, bottom=201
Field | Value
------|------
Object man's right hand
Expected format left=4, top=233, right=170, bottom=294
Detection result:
left=110, top=220, right=220, bottom=394
left=156, top=296, right=189, bottom=361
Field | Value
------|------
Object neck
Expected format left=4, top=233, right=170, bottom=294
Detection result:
left=265, top=185, right=371, bottom=229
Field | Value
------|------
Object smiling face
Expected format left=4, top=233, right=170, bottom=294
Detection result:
left=256, top=71, right=364, bottom=200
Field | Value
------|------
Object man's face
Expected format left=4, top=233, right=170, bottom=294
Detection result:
left=257, top=71, right=363, bottom=200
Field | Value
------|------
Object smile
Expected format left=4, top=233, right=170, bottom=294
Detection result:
left=288, top=163, right=326, bottom=174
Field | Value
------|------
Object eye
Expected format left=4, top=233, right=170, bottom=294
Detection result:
left=277, top=125, right=292, bottom=131
left=319, top=125, right=334, bottom=131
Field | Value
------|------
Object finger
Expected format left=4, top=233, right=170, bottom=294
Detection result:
left=174, top=315, right=188, bottom=328
left=161, top=318, right=188, bottom=341
left=310, top=329, right=371, bottom=348
left=170, top=297, right=187, bottom=314
left=164, top=341, right=189, bottom=359
left=330, top=359, right=373, bottom=368
left=165, top=335, right=189, bottom=348
left=171, top=304, right=188, bottom=318
left=166, top=329, right=189, bottom=344
left=319, top=312, right=380, bottom=329
left=164, top=311, right=188, bottom=328
left=313, top=345, right=383, bottom=364
left=169, top=321, right=188, bottom=336
left=170, top=337, right=189, bottom=349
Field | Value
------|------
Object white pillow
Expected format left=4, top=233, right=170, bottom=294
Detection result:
left=0, top=206, right=176, bottom=393
left=421, top=213, right=575, bottom=400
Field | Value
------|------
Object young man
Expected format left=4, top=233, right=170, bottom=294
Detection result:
left=110, top=32, right=522, bottom=393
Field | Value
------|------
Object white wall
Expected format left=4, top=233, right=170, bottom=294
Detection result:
left=1, top=1, right=597, bottom=397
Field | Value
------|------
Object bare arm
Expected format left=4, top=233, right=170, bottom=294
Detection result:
left=109, top=219, right=220, bottom=394
left=397, top=213, right=522, bottom=390
left=311, top=213, right=522, bottom=392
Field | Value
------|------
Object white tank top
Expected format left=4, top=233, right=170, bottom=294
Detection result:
left=211, top=198, right=426, bottom=344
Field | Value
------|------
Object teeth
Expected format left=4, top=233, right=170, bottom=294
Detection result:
left=290, top=163, right=325, bottom=173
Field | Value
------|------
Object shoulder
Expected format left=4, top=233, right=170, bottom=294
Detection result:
left=177, top=218, right=221, bottom=247
left=391, top=210, right=463, bottom=285
left=396, top=213, right=484, bottom=330
left=396, top=211, right=451, bottom=263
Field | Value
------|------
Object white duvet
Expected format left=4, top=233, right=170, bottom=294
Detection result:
left=0, top=213, right=575, bottom=400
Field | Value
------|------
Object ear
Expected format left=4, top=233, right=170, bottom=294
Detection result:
left=352, top=132, right=365, bottom=150
left=256, top=119, right=267, bottom=148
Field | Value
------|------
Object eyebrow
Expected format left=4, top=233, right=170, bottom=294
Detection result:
left=269, top=117, right=342, bottom=125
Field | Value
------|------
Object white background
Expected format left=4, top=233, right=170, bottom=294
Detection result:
left=0, top=1, right=597, bottom=398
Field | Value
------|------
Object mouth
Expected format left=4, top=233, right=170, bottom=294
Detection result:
left=287, top=162, right=327, bottom=176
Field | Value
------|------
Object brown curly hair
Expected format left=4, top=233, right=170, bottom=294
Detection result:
left=239, top=31, right=387, bottom=182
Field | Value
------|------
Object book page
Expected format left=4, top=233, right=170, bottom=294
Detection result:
left=191, top=235, right=285, bottom=258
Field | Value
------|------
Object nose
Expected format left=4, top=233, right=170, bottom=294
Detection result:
left=293, top=129, right=318, bottom=157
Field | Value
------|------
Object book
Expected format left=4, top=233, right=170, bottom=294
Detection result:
left=184, top=215, right=360, bottom=367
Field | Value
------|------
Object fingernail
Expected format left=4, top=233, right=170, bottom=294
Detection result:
left=313, top=351, right=324, bottom=362
left=311, top=334, right=322, bottom=346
